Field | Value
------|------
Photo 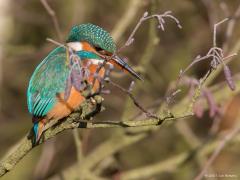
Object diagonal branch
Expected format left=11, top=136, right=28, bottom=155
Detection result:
left=0, top=93, right=192, bottom=177
left=0, top=95, right=103, bottom=177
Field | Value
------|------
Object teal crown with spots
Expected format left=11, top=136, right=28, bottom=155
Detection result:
left=66, top=23, right=116, bottom=53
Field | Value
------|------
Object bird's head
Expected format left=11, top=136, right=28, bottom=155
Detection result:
left=66, top=23, right=142, bottom=80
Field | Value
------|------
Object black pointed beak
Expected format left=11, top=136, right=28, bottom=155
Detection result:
left=111, top=55, right=143, bottom=81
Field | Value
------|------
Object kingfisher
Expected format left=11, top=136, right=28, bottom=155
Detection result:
left=27, top=23, right=141, bottom=143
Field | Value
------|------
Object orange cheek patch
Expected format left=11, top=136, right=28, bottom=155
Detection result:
left=80, top=41, right=107, bottom=59
left=81, top=41, right=97, bottom=53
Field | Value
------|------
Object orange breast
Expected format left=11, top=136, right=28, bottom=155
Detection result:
left=46, top=63, right=105, bottom=121
left=47, top=87, right=85, bottom=120
left=87, top=63, right=105, bottom=91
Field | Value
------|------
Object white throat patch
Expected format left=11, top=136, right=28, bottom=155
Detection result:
left=89, top=59, right=104, bottom=65
left=67, top=42, right=83, bottom=51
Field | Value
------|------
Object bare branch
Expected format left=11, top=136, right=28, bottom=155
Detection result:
left=118, top=11, right=182, bottom=52
left=178, top=18, right=237, bottom=92
left=213, top=18, right=228, bottom=47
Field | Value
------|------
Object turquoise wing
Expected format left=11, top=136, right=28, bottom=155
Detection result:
left=27, top=47, right=70, bottom=117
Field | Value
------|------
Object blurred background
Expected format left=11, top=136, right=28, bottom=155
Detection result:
left=1, top=0, right=240, bottom=179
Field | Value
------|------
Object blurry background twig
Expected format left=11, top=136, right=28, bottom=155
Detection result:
left=195, top=124, right=240, bottom=180
left=40, top=0, right=62, bottom=41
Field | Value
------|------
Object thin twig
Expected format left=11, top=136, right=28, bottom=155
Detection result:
left=40, top=0, right=62, bottom=41
left=46, top=37, right=65, bottom=47
left=118, top=11, right=182, bottom=52
left=178, top=19, right=237, bottom=92
left=107, top=79, right=163, bottom=121
left=213, top=18, right=228, bottom=47
left=179, top=50, right=236, bottom=78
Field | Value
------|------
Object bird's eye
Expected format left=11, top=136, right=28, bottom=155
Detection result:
left=95, top=46, right=104, bottom=52
left=95, top=46, right=111, bottom=56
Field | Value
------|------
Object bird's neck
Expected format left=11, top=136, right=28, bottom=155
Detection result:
left=67, top=42, right=104, bottom=65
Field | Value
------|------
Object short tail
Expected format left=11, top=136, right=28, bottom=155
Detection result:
left=33, top=120, right=46, bottom=143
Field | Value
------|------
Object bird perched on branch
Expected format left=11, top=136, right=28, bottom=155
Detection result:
left=27, top=23, right=141, bottom=143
